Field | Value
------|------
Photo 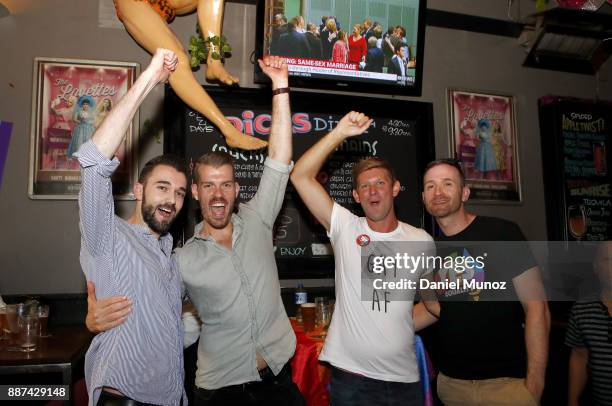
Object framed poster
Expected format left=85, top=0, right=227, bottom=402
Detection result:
left=28, top=57, right=139, bottom=199
left=448, top=89, right=522, bottom=203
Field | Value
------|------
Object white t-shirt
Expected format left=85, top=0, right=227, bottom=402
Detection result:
left=319, top=203, right=433, bottom=383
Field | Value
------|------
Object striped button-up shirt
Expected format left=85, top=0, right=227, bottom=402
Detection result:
left=177, top=157, right=296, bottom=390
left=76, top=141, right=186, bottom=406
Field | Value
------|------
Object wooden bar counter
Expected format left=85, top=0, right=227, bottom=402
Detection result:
left=0, top=325, right=93, bottom=406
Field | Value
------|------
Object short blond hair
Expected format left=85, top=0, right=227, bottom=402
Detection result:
left=352, top=157, right=397, bottom=189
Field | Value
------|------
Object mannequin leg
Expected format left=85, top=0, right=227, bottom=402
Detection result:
left=115, top=0, right=267, bottom=150
left=195, top=0, right=239, bottom=85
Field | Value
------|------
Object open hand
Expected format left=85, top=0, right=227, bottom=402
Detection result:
left=85, top=281, right=131, bottom=333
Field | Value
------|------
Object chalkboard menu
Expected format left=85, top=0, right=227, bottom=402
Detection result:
left=165, top=87, right=435, bottom=278
left=539, top=97, right=612, bottom=241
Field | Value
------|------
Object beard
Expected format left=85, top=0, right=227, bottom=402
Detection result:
left=142, top=201, right=176, bottom=236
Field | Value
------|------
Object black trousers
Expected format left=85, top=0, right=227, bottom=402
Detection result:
left=193, top=363, right=306, bottom=406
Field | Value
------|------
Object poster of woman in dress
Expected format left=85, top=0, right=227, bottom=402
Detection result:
left=29, top=58, right=138, bottom=199
left=448, top=89, right=521, bottom=202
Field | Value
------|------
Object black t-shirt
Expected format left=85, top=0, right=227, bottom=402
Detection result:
left=433, top=216, right=536, bottom=380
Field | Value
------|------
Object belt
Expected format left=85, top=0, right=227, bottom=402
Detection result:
left=196, top=362, right=292, bottom=393
left=97, top=390, right=157, bottom=406
left=258, top=364, right=275, bottom=382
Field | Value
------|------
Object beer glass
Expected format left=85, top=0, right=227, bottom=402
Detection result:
left=37, top=305, right=50, bottom=337
left=19, top=315, right=39, bottom=352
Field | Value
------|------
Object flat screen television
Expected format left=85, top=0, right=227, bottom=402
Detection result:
left=254, top=0, right=427, bottom=96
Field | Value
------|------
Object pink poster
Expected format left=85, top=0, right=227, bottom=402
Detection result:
left=449, top=89, right=521, bottom=202
left=29, top=58, right=139, bottom=199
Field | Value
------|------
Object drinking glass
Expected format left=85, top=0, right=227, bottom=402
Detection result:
left=6, top=303, right=26, bottom=345
left=315, top=297, right=330, bottom=328
left=37, top=305, right=50, bottom=337
left=0, top=306, right=7, bottom=340
left=301, top=303, right=316, bottom=333
left=18, top=315, right=39, bottom=352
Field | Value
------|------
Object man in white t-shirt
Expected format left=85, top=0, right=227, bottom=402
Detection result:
left=291, top=111, right=437, bottom=405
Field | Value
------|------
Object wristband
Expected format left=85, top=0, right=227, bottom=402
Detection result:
left=272, top=87, right=290, bottom=96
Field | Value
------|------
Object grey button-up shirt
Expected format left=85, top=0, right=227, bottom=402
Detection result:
left=76, top=141, right=185, bottom=406
left=177, top=157, right=296, bottom=390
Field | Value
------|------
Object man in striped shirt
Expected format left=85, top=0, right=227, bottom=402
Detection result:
left=76, top=49, right=188, bottom=406
left=85, top=56, right=304, bottom=405
left=566, top=241, right=612, bottom=406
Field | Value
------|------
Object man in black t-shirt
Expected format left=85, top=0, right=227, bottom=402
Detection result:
left=421, top=159, right=550, bottom=406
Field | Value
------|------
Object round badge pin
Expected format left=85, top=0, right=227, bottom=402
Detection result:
left=356, top=234, right=371, bottom=246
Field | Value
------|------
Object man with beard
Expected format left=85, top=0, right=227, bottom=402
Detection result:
left=177, top=55, right=303, bottom=406
left=75, top=49, right=189, bottom=405
left=421, top=159, right=550, bottom=406
left=85, top=56, right=304, bottom=406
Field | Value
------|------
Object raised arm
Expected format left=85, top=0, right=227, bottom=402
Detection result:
left=245, top=57, right=292, bottom=227
left=93, top=49, right=177, bottom=159
left=291, top=111, right=372, bottom=231
left=257, top=56, right=291, bottom=164
left=77, top=49, right=178, bottom=257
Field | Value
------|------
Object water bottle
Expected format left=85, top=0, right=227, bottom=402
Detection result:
left=295, top=283, right=307, bottom=323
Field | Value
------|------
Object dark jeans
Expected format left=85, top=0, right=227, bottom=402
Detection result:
left=193, top=362, right=305, bottom=406
left=330, top=366, right=423, bottom=406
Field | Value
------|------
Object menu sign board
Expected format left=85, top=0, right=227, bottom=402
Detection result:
left=539, top=97, right=612, bottom=241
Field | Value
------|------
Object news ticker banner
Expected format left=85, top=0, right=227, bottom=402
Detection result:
left=285, top=57, right=416, bottom=85
left=359, top=241, right=612, bottom=304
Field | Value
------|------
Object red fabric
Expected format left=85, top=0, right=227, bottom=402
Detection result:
left=555, top=0, right=587, bottom=7
left=348, top=36, right=367, bottom=63
left=332, top=41, right=349, bottom=63
left=56, top=328, right=331, bottom=406
left=290, top=321, right=330, bottom=406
